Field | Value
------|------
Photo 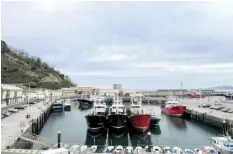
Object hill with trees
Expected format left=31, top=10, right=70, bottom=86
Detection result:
left=1, top=40, right=75, bottom=89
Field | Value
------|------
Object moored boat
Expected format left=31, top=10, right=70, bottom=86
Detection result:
left=85, top=96, right=107, bottom=133
left=128, top=92, right=151, bottom=133
left=210, top=136, right=233, bottom=153
left=161, top=98, right=186, bottom=117
left=107, top=91, right=128, bottom=134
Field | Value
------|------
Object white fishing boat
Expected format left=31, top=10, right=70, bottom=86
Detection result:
left=152, top=146, right=161, bottom=153
left=114, top=145, right=123, bottom=154
left=126, top=147, right=133, bottom=154
left=173, top=147, right=184, bottom=154
left=204, top=146, right=218, bottom=154
left=210, top=136, right=233, bottom=153
left=184, top=148, right=195, bottom=154
left=163, top=146, right=172, bottom=154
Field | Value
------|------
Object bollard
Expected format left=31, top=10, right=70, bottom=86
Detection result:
left=222, top=120, right=227, bottom=136
left=57, top=130, right=62, bottom=148
left=147, top=131, right=152, bottom=152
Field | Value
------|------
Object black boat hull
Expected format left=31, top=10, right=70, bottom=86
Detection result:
left=107, top=114, right=128, bottom=134
left=85, top=115, right=107, bottom=133
left=150, top=117, right=160, bottom=127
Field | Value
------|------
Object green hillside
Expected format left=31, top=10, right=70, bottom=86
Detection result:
left=1, top=40, right=75, bottom=89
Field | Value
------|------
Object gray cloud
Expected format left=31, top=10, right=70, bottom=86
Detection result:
left=2, top=1, right=233, bottom=88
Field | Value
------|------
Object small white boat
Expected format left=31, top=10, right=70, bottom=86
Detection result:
left=126, top=146, right=133, bottom=154
left=210, top=136, right=233, bottom=153
left=8, top=108, right=18, bottom=113
left=114, top=145, right=123, bottom=154
left=194, top=148, right=203, bottom=154
left=89, top=145, right=97, bottom=153
left=106, top=146, right=115, bottom=153
left=70, top=145, right=80, bottom=151
left=164, top=146, right=172, bottom=154
left=134, top=146, right=142, bottom=154
left=184, top=148, right=195, bottom=154
left=204, top=146, right=218, bottom=154
left=173, top=147, right=184, bottom=154
left=80, top=145, right=88, bottom=153
left=153, top=146, right=161, bottom=153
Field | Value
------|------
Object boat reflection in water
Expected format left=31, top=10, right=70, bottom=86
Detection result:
left=150, top=125, right=161, bottom=136
left=129, top=129, right=152, bottom=148
left=163, top=113, right=187, bottom=130
left=85, top=129, right=107, bottom=152
left=78, top=104, right=93, bottom=110
left=108, top=130, right=129, bottom=147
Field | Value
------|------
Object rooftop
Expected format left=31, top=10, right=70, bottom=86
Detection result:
left=1, top=84, right=23, bottom=91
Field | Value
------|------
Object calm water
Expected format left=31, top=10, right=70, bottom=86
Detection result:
left=32, top=101, right=221, bottom=149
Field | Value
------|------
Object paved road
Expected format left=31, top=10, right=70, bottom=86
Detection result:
left=1, top=98, right=53, bottom=149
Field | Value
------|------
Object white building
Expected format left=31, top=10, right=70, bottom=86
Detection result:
left=1, top=84, right=23, bottom=107
left=113, top=84, right=122, bottom=90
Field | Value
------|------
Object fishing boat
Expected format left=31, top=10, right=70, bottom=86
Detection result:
left=161, top=98, right=186, bottom=117
left=85, top=96, right=107, bottom=133
left=188, top=90, right=206, bottom=99
left=128, top=92, right=151, bottom=133
left=78, top=92, right=93, bottom=107
left=107, top=91, right=128, bottom=134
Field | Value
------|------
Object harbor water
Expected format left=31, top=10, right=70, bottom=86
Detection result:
left=32, top=99, right=222, bottom=149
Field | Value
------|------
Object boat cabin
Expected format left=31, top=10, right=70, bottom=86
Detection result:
left=110, top=104, right=126, bottom=114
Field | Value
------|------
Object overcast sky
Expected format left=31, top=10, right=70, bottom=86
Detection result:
left=2, top=1, right=233, bottom=89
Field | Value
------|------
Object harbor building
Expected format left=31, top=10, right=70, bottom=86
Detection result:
left=113, top=84, right=122, bottom=90
left=1, top=84, right=23, bottom=107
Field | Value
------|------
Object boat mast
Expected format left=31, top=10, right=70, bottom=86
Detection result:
left=199, top=88, right=202, bottom=104
left=180, top=82, right=183, bottom=104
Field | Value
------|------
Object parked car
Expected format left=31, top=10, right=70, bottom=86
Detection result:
left=221, top=108, right=230, bottom=112
left=216, top=106, right=224, bottom=110
left=227, top=109, right=233, bottom=113
left=8, top=108, right=18, bottom=113
left=199, top=103, right=211, bottom=108
left=2, top=111, right=11, bottom=117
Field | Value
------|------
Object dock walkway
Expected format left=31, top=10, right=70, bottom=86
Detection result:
left=1, top=98, right=53, bottom=149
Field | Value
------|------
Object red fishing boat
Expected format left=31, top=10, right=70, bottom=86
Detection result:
left=128, top=92, right=151, bottom=133
left=161, top=99, right=186, bottom=117
left=188, top=92, right=206, bottom=99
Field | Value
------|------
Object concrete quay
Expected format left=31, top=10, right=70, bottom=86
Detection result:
left=1, top=98, right=41, bottom=112
left=1, top=98, right=54, bottom=150
left=182, top=98, right=233, bottom=136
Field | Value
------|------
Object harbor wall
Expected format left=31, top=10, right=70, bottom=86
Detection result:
left=184, top=109, right=233, bottom=136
